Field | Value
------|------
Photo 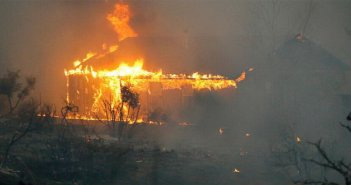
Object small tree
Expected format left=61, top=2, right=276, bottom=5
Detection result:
left=0, top=70, right=37, bottom=167
left=276, top=114, right=351, bottom=185
left=118, top=84, right=140, bottom=140
left=94, top=83, right=140, bottom=139
left=0, top=70, right=35, bottom=116
left=120, top=85, right=140, bottom=122
left=297, top=115, right=351, bottom=185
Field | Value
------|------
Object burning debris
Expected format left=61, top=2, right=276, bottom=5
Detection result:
left=296, top=136, right=301, bottom=143
left=232, top=168, right=240, bottom=173
left=219, top=128, right=224, bottom=135
left=178, top=122, right=192, bottom=126
left=64, top=2, right=250, bottom=122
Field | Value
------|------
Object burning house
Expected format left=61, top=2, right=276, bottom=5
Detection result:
left=64, top=3, right=248, bottom=123
left=65, top=60, right=246, bottom=122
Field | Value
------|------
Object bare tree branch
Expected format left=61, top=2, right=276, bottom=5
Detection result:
left=340, top=122, right=351, bottom=134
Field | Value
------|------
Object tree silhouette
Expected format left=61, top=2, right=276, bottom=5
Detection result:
left=94, top=83, right=140, bottom=139
left=292, top=115, right=351, bottom=185
left=118, top=84, right=140, bottom=140
left=0, top=70, right=37, bottom=167
left=0, top=70, right=35, bottom=116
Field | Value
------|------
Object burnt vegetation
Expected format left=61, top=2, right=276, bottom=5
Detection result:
left=0, top=70, right=259, bottom=185
left=0, top=71, right=137, bottom=185
left=93, top=84, right=141, bottom=139
left=0, top=71, right=217, bottom=185
left=272, top=115, right=351, bottom=185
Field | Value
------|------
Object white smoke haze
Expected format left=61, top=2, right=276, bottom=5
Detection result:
left=1, top=0, right=351, bottom=184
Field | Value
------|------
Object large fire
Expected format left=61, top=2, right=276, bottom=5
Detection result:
left=64, top=3, right=250, bottom=123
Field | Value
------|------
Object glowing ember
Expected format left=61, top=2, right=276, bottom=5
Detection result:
left=179, top=122, right=192, bottom=126
left=296, top=136, right=301, bottom=143
left=232, top=168, right=240, bottom=173
left=219, top=128, right=224, bottom=135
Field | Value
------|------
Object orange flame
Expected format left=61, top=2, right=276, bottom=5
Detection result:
left=106, top=3, right=138, bottom=42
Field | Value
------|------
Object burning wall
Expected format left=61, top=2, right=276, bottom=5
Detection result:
left=65, top=60, right=246, bottom=121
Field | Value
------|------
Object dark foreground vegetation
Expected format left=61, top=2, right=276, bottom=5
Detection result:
left=0, top=71, right=263, bottom=185
left=1, top=71, right=351, bottom=185
left=0, top=121, right=259, bottom=185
